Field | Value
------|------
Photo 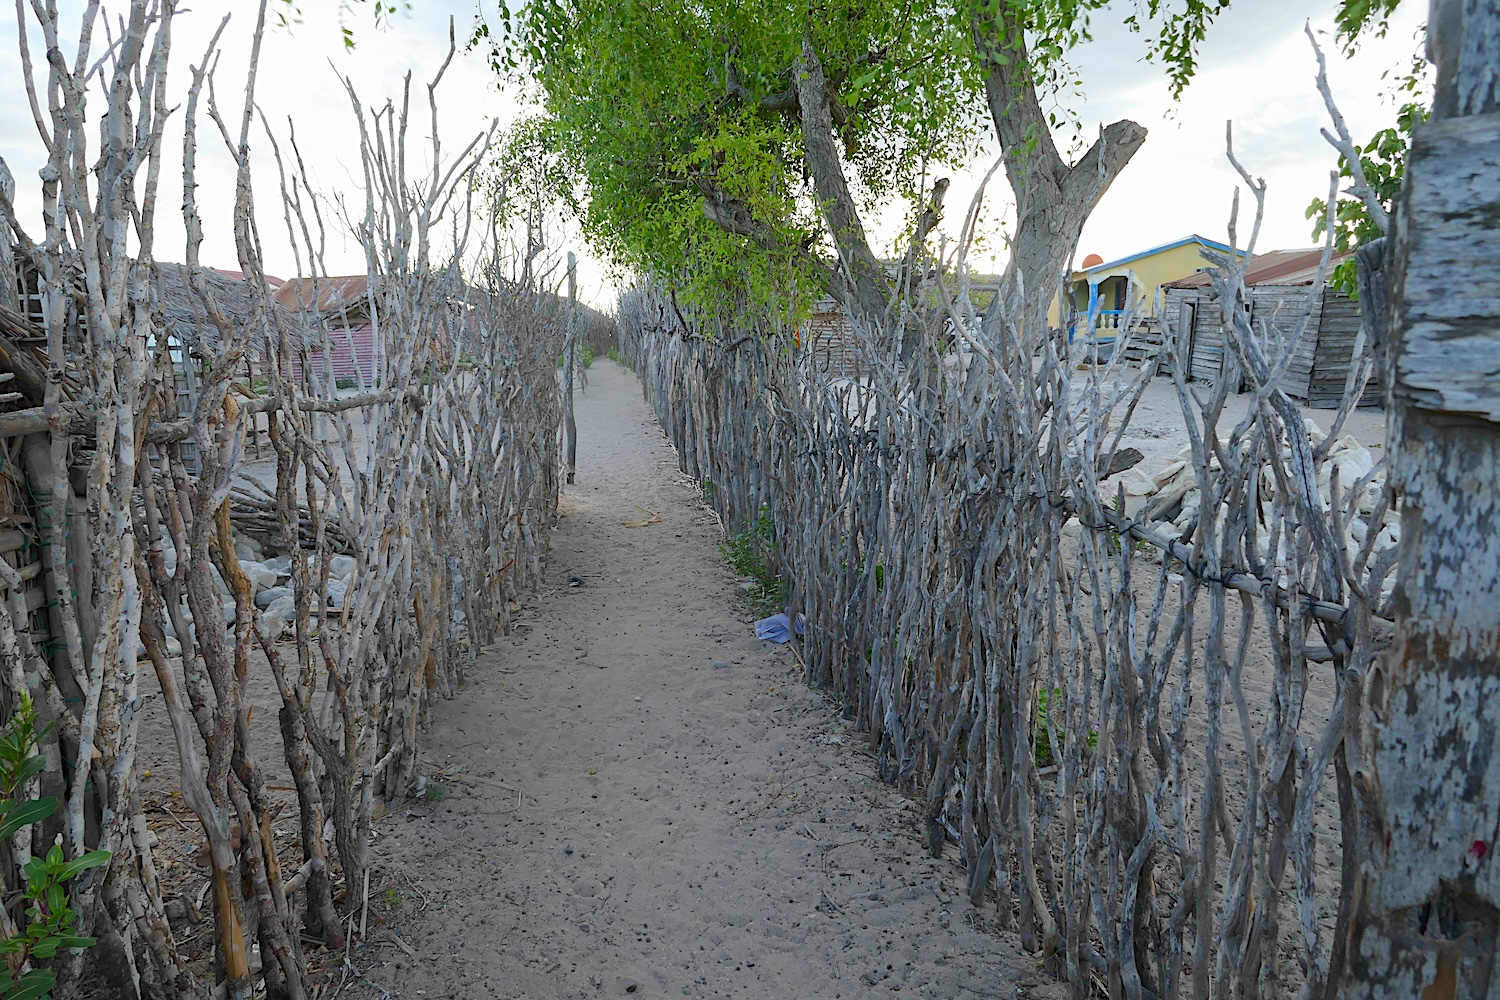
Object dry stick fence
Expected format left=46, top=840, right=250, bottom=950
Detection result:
left=1, top=6, right=563, bottom=999
left=619, top=169, right=1390, bottom=997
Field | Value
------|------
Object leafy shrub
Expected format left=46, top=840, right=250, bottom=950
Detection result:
left=0, top=695, right=108, bottom=999
left=721, top=505, right=786, bottom=615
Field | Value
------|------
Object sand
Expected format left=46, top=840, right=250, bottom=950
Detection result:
left=364, top=361, right=1060, bottom=1000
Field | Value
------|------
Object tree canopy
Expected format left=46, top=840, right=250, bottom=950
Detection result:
left=476, top=0, right=1409, bottom=335
left=477, top=0, right=989, bottom=316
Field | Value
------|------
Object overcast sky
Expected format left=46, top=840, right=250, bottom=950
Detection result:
left=2, top=1, right=1427, bottom=308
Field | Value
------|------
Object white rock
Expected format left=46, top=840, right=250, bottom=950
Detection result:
left=326, top=578, right=349, bottom=609
left=221, top=599, right=237, bottom=624
left=1119, top=469, right=1157, bottom=518
left=1333, top=453, right=1374, bottom=487
left=1375, top=523, right=1400, bottom=551
left=235, top=540, right=262, bottom=562
left=1151, top=460, right=1187, bottom=490
left=263, top=554, right=293, bottom=577
left=255, top=585, right=292, bottom=610
left=263, top=595, right=296, bottom=622
left=329, top=554, right=356, bottom=580
left=240, top=560, right=278, bottom=594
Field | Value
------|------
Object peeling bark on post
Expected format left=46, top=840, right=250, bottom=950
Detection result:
left=1341, top=2, right=1500, bottom=997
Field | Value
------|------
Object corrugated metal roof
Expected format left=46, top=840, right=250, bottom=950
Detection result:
left=272, top=275, right=374, bottom=314
left=1163, top=248, right=1349, bottom=289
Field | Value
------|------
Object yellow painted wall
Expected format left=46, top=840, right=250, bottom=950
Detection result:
left=1046, top=240, right=1234, bottom=328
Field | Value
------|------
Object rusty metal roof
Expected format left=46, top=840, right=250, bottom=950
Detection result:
left=272, top=275, right=373, bottom=313
left=1163, top=248, right=1350, bottom=289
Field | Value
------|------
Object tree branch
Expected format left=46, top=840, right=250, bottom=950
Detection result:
left=1307, top=24, right=1389, bottom=235
left=971, top=5, right=1066, bottom=209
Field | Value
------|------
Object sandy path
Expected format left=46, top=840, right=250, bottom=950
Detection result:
left=367, top=361, right=1056, bottom=999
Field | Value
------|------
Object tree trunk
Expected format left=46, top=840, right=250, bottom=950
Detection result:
left=795, top=37, right=892, bottom=335
left=972, top=9, right=1146, bottom=341
left=1341, top=2, right=1500, bottom=996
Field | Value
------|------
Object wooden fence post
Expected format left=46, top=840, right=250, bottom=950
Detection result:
left=564, top=251, right=578, bottom=484
left=1341, top=3, right=1500, bottom=996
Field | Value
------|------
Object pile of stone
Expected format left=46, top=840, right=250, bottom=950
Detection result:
left=1117, top=422, right=1398, bottom=574
left=146, top=533, right=356, bottom=658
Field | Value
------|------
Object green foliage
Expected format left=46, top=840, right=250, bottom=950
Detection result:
left=0, top=696, right=107, bottom=1000
left=475, top=0, right=1413, bottom=326
left=605, top=348, right=626, bottom=365
left=489, top=115, right=584, bottom=227
left=273, top=0, right=410, bottom=50
left=721, top=505, right=786, bottom=615
left=579, top=346, right=595, bottom=369
left=1033, top=688, right=1098, bottom=769
left=1333, top=0, right=1407, bottom=53
left=474, top=0, right=988, bottom=314
left=1305, top=101, right=1427, bottom=295
left=474, top=0, right=1266, bottom=321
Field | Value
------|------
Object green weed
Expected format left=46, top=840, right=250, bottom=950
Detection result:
left=721, top=505, right=786, bottom=616
left=0, top=694, right=107, bottom=999
left=1034, top=688, right=1099, bottom=768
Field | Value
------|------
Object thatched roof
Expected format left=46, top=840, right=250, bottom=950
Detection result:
left=154, top=263, right=293, bottom=357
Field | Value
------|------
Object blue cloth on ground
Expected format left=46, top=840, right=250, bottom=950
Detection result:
left=755, top=613, right=793, bottom=643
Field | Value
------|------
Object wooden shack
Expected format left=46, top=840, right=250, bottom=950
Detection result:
left=274, top=274, right=380, bottom=387
left=798, top=298, right=864, bottom=379
left=1161, top=248, right=1380, bottom=407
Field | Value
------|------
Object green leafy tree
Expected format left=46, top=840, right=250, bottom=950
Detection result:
left=474, top=0, right=1246, bottom=342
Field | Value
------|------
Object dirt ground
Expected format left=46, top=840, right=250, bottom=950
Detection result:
left=358, top=361, right=1061, bottom=1000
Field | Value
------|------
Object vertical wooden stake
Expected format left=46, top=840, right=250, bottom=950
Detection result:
left=563, top=251, right=578, bottom=484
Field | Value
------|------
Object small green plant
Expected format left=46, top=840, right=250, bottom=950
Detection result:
left=579, top=345, right=595, bottom=369
left=423, top=782, right=445, bottom=803
left=0, top=694, right=108, bottom=1000
left=385, top=887, right=402, bottom=910
left=721, top=505, right=786, bottom=615
left=700, top=478, right=715, bottom=506
left=1033, top=688, right=1099, bottom=769
left=605, top=347, right=625, bottom=365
